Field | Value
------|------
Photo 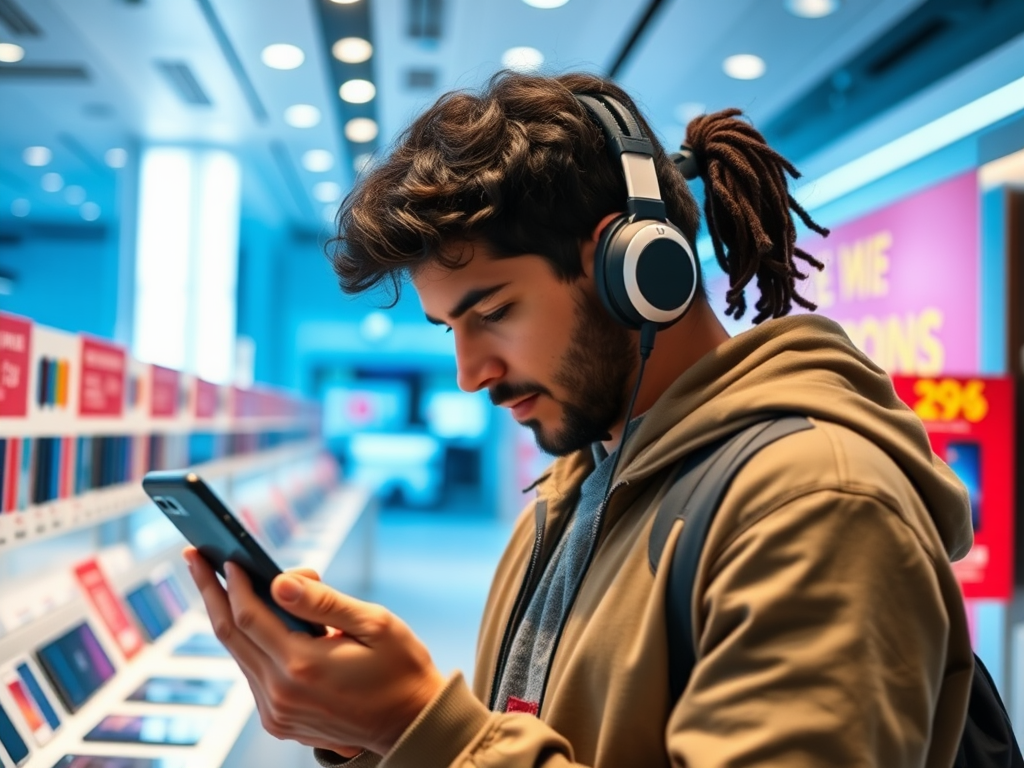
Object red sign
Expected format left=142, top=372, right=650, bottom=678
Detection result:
left=151, top=365, right=180, bottom=417
left=893, top=375, right=1015, bottom=599
left=0, top=313, right=31, bottom=417
left=79, top=338, right=126, bottom=417
left=195, top=378, right=219, bottom=418
left=73, top=558, right=145, bottom=659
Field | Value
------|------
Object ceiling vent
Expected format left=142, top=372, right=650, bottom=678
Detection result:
left=407, top=0, right=443, bottom=40
left=0, top=64, right=88, bottom=80
left=406, top=68, right=437, bottom=90
left=0, top=0, right=40, bottom=36
left=155, top=60, right=212, bottom=106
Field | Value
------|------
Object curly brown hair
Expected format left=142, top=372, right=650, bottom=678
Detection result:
left=328, top=70, right=826, bottom=323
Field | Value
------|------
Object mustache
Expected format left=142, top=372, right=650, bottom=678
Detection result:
left=489, top=380, right=552, bottom=407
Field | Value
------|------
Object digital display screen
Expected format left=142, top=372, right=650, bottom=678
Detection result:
left=946, top=441, right=982, bottom=531
left=16, top=662, right=61, bottom=730
left=83, top=714, right=206, bottom=746
left=52, top=755, right=187, bottom=768
left=172, top=633, right=229, bottom=658
left=126, top=677, right=233, bottom=707
left=0, top=700, right=29, bottom=765
left=36, top=623, right=116, bottom=713
left=125, top=583, right=172, bottom=641
left=154, top=576, right=188, bottom=619
left=3, top=675, right=52, bottom=745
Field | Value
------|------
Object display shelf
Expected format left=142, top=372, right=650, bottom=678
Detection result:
left=0, top=440, right=325, bottom=553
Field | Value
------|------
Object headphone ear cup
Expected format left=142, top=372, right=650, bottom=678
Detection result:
left=593, top=216, right=643, bottom=328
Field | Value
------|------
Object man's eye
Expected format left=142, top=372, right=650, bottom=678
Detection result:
left=481, top=305, right=510, bottom=324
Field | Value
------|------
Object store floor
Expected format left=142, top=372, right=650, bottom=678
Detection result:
left=355, top=506, right=516, bottom=687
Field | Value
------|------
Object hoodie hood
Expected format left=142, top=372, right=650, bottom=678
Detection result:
left=542, top=313, right=973, bottom=560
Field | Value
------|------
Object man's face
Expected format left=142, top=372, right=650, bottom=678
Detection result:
left=414, top=244, right=636, bottom=456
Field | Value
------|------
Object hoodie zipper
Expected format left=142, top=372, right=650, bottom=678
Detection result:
left=488, top=481, right=629, bottom=713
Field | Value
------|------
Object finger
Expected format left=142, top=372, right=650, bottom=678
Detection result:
left=223, top=562, right=299, bottom=656
left=185, top=551, right=275, bottom=671
left=285, top=567, right=321, bottom=582
left=271, top=573, right=387, bottom=644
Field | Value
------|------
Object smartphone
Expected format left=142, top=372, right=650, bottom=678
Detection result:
left=51, top=757, right=187, bottom=768
left=126, top=677, right=233, bottom=706
left=83, top=714, right=206, bottom=746
left=141, top=471, right=326, bottom=637
left=946, top=441, right=982, bottom=532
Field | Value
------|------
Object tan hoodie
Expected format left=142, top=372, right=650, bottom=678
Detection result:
left=324, top=314, right=974, bottom=768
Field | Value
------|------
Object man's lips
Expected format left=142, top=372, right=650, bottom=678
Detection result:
left=507, top=393, right=540, bottom=419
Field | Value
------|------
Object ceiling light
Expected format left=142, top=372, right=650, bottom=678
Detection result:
left=723, top=54, right=766, bottom=80
left=329, top=0, right=361, bottom=4
left=0, top=42, right=24, bottom=63
left=284, top=104, right=321, bottom=128
left=261, top=43, right=305, bottom=70
left=41, top=172, right=64, bottom=192
left=332, top=37, right=372, bottom=63
left=105, top=148, right=128, bottom=168
left=11, top=199, right=30, bottom=217
left=345, top=118, right=378, bottom=143
left=354, top=153, right=374, bottom=173
left=522, top=0, right=569, bottom=7
left=785, top=0, right=840, bottom=18
left=65, top=185, right=86, bottom=205
left=23, top=146, right=52, bottom=166
left=313, top=181, right=342, bottom=202
left=80, top=202, right=101, bottom=221
left=502, top=46, right=544, bottom=72
left=302, top=149, right=334, bottom=172
left=339, top=79, right=376, bottom=104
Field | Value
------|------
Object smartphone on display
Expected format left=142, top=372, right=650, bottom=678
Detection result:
left=172, top=632, right=229, bottom=659
left=2, top=670, right=53, bottom=745
left=52, top=757, right=187, bottom=768
left=126, top=677, right=233, bottom=707
left=0, top=700, right=29, bottom=767
left=83, top=714, right=206, bottom=746
left=142, top=471, right=326, bottom=637
left=946, top=441, right=982, bottom=531
left=36, top=623, right=116, bottom=713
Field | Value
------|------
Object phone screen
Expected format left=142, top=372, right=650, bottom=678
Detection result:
left=125, top=583, right=172, bottom=642
left=36, top=623, right=116, bottom=713
left=0, top=700, right=29, bottom=766
left=172, top=633, right=229, bottom=659
left=51, top=755, right=187, bottom=768
left=946, top=441, right=982, bottom=531
left=126, top=677, right=233, bottom=707
left=14, top=663, right=61, bottom=731
left=83, top=714, right=206, bottom=746
left=2, top=673, right=52, bottom=745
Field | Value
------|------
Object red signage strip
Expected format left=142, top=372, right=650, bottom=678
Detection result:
left=0, top=313, right=32, bottom=417
left=73, top=558, right=145, bottom=659
left=893, top=375, right=1015, bottom=600
left=195, top=378, right=219, bottom=418
left=79, top=337, right=126, bottom=417
left=150, top=365, right=180, bottom=418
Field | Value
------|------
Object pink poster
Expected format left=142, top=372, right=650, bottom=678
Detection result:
left=150, top=365, right=180, bottom=418
left=79, top=337, right=126, bottom=417
left=0, top=313, right=31, bottom=417
left=711, top=172, right=980, bottom=376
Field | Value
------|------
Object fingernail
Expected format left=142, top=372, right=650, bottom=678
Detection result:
left=276, top=576, right=303, bottom=603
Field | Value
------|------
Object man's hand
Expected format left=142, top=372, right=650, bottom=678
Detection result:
left=183, top=547, right=446, bottom=757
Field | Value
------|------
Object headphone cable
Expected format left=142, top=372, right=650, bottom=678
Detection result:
left=601, top=322, right=658, bottom=502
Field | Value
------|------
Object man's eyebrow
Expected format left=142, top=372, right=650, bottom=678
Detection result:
left=424, top=283, right=509, bottom=325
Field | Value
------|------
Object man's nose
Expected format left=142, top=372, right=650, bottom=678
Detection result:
left=454, top=332, right=504, bottom=393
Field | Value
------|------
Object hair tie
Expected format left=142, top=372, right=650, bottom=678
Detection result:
left=670, top=144, right=702, bottom=181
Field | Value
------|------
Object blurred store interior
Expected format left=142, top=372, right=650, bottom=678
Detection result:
left=1, top=0, right=1024, bottom=765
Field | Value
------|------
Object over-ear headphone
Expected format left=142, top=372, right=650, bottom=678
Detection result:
left=574, top=93, right=699, bottom=331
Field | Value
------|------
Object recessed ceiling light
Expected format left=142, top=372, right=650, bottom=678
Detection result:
left=41, top=172, right=64, bottom=192
left=261, top=43, right=305, bottom=70
left=0, top=42, right=24, bottom=63
left=313, top=181, right=342, bottom=202
left=302, top=149, right=334, bottom=172
left=105, top=148, right=128, bottom=168
left=502, top=46, right=544, bottom=72
left=674, top=102, right=706, bottom=124
left=522, top=0, right=569, bottom=7
left=23, top=146, right=52, bottom=166
left=345, top=117, right=379, bottom=143
left=785, top=0, right=840, bottom=18
left=339, top=79, right=376, bottom=104
left=65, top=185, right=86, bottom=205
left=284, top=104, right=321, bottom=128
left=332, top=37, right=373, bottom=63
left=354, top=153, right=374, bottom=173
left=329, top=0, right=360, bottom=4
left=80, top=202, right=101, bottom=221
left=723, top=54, right=766, bottom=80
left=11, top=199, right=30, bottom=217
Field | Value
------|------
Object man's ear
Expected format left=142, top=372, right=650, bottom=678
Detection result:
left=581, top=212, right=623, bottom=279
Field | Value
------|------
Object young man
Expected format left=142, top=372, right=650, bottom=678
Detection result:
left=186, top=72, right=974, bottom=767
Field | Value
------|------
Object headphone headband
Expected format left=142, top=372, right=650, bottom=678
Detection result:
left=575, top=93, right=666, bottom=221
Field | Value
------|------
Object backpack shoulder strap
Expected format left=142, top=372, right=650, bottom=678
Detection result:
left=649, top=415, right=814, bottom=702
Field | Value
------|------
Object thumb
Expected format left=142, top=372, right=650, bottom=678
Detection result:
left=271, top=573, right=384, bottom=643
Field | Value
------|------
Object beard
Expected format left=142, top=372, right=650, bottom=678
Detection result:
left=490, top=287, right=637, bottom=457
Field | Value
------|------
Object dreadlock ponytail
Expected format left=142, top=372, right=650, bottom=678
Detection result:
left=677, top=109, right=830, bottom=324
